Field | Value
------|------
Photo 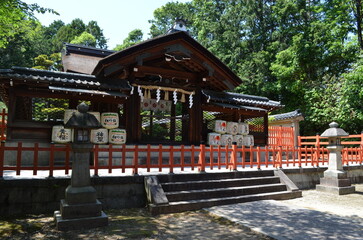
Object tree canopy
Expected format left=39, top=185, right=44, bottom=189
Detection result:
left=1, top=0, right=363, bottom=135
left=148, top=0, right=363, bottom=135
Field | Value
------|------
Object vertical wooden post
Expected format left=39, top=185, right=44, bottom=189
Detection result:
left=198, top=144, right=206, bottom=172
left=0, top=141, right=4, bottom=178
left=256, top=146, right=261, bottom=169
left=65, top=144, right=70, bottom=175
left=278, top=146, right=283, bottom=168
left=169, top=146, right=174, bottom=174
left=94, top=144, right=99, bottom=176
left=133, top=145, right=139, bottom=175
left=181, top=145, right=185, bottom=171
left=33, top=143, right=39, bottom=176
left=158, top=144, right=162, bottom=172
left=122, top=144, right=126, bottom=173
left=230, top=143, right=237, bottom=171
left=241, top=145, right=246, bottom=168
left=108, top=144, right=113, bottom=173
left=49, top=143, right=54, bottom=178
left=147, top=144, right=151, bottom=172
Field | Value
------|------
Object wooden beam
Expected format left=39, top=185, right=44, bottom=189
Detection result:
left=134, top=65, right=199, bottom=81
left=202, top=104, right=266, bottom=117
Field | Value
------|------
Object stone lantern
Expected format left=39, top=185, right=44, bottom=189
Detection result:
left=316, top=122, right=355, bottom=195
left=54, top=102, right=108, bottom=230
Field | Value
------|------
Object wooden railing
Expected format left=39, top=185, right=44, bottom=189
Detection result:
left=299, top=133, right=363, bottom=147
left=1, top=142, right=362, bottom=178
left=268, top=126, right=294, bottom=147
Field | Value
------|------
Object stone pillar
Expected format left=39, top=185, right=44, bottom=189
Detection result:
left=316, top=122, right=355, bottom=195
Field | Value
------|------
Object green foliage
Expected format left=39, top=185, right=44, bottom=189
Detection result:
left=149, top=0, right=363, bottom=135
left=33, top=53, right=62, bottom=71
left=71, top=31, right=97, bottom=47
left=0, top=0, right=57, bottom=48
left=114, top=29, right=143, bottom=51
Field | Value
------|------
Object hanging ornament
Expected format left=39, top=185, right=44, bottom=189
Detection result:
left=130, top=86, right=134, bottom=95
left=144, top=89, right=149, bottom=99
left=156, top=88, right=161, bottom=102
left=207, top=95, right=211, bottom=103
left=180, top=93, right=186, bottom=103
left=164, top=91, right=169, bottom=101
left=138, top=86, right=144, bottom=102
left=173, top=89, right=178, bottom=104
left=189, top=93, right=194, bottom=108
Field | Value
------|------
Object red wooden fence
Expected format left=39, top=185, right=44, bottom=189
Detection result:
left=268, top=126, right=294, bottom=147
left=1, top=142, right=362, bottom=178
left=299, top=133, right=363, bottom=147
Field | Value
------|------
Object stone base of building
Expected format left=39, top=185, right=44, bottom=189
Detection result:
left=54, top=210, right=108, bottom=231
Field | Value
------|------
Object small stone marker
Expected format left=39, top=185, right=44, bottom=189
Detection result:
left=316, top=122, right=355, bottom=195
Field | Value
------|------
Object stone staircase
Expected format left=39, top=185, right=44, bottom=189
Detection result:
left=145, top=170, right=302, bottom=215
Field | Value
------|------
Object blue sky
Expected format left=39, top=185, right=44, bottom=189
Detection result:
left=23, top=0, right=190, bottom=49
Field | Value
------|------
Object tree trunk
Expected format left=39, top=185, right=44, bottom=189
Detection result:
left=355, top=0, right=363, bottom=50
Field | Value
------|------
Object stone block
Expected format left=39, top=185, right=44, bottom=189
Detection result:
left=65, top=186, right=97, bottom=204
left=319, top=178, right=351, bottom=187
left=54, top=210, right=108, bottom=231
left=60, top=199, right=103, bottom=219
left=316, top=184, right=355, bottom=195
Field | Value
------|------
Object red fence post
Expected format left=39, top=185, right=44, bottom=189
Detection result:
left=49, top=143, right=54, bottom=178
left=230, top=143, right=237, bottom=171
left=169, top=145, right=174, bottom=174
left=33, top=143, right=39, bottom=176
left=0, top=141, right=4, bottom=178
left=256, top=146, right=261, bottom=169
left=65, top=144, right=71, bottom=175
left=133, top=145, right=139, bottom=175
left=198, top=144, right=206, bottom=172
left=94, top=144, right=99, bottom=176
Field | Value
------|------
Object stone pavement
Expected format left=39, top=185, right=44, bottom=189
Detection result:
left=206, top=184, right=363, bottom=240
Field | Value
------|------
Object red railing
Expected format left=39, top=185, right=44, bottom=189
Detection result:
left=299, top=133, right=363, bottom=147
left=268, top=126, right=294, bottom=147
left=1, top=142, right=362, bottom=178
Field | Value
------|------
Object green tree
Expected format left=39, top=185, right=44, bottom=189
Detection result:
left=33, top=53, right=62, bottom=71
left=70, top=32, right=97, bottom=47
left=113, top=29, right=143, bottom=51
left=0, top=0, right=56, bottom=48
left=86, top=20, right=107, bottom=48
left=149, top=1, right=194, bottom=37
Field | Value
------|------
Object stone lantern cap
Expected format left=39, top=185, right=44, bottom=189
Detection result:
left=321, top=122, right=348, bottom=138
left=65, top=102, right=101, bottom=129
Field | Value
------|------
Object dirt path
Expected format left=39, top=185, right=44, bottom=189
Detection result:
left=0, top=208, right=271, bottom=240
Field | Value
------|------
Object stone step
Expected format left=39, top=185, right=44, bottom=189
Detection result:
left=157, top=171, right=275, bottom=183
left=161, top=176, right=281, bottom=192
left=149, top=190, right=302, bottom=215
left=165, top=183, right=287, bottom=202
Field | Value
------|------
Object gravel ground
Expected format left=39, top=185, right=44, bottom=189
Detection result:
left=280, top=184, right=363, bottom=218
left=1, top=184, right=361, bottom=240
left=0, top=208, right=271, bottom=240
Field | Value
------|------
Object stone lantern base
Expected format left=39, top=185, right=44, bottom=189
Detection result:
left=54, top=144, right=108, bottom=231
left=316, top=170, right=355, bottom=195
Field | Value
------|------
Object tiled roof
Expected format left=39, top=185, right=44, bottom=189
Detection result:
left=202, top=89, right=283, bottom=111
left=0, top=67, right=131, bottom=90
left=270, top=109, right=304, bottom=121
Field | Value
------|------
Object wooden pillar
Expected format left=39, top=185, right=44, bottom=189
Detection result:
left=125, top=93, right=140, bottom=143
left=263, top=113, right=268, bottom=145
left=190, top=88, right=203, bottom=145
